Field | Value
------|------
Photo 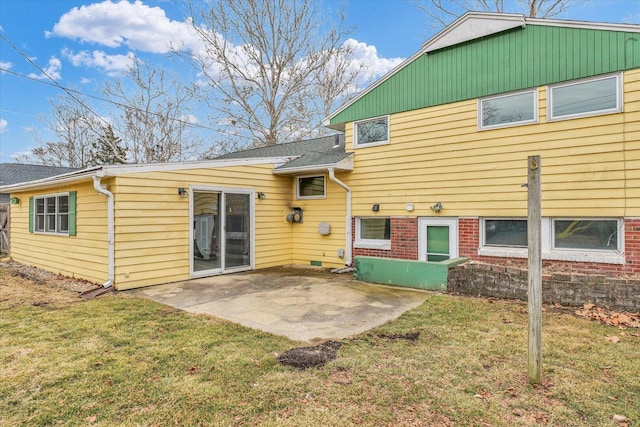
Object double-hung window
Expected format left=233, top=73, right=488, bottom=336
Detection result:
left=548, top=73, right=622, bottom=121
left=354, top=116, right=389, bottom=148
left=30, top=192, right=76, bottom=236
left=355, top=217, right=391, bottom=250
left=479, top=89, right=537, bottom=129
left=33, top=194, right=69, bottom=234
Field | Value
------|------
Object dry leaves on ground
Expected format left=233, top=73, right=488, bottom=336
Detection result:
left=575, top=303, right=640, bottom=329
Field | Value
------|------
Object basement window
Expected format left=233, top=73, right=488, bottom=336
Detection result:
left=553, top=219, right=620, bottom=251
left=483, top=218, right=527, bottom=247
left=355, top=217, right=391, bottom=250
left=479, top=217, right=624, bottom=264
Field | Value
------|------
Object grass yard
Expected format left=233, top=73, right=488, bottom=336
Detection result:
left=1, top=265, right=638, bottom=426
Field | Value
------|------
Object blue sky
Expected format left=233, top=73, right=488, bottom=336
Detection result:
left=1, top=0, right=639, bottom=164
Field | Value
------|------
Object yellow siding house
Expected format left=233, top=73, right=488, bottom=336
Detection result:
left=3, top=136, right=353, bottom=290
left=325, top=12, right=640, bottom=280
left=4, top=12, right=640, bottom=296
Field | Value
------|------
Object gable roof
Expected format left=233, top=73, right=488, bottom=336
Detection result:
left=0, top=163, right=80, bottom=187
left=326, top=12, right=640, bottom=129
left=216, top=134, right=353, bottom=174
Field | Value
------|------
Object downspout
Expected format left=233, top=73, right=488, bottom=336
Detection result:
left=93, top=175, right=114, bottom=289
left=328, top=168, right=352, bottom=267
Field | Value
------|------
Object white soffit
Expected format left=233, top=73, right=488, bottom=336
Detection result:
left=423, top=12, right=526, bottom=53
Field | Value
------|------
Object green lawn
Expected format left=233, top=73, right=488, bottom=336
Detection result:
left=1, top=268, right=638, bottom=426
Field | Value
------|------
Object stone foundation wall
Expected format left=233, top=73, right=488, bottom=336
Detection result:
left=448, top=262, right=640, bottom=311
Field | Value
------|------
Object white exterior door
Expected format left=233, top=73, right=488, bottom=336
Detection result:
left=418, top=217, right=458, bottom=262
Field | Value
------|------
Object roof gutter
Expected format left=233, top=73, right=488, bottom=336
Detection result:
left=92, top=175, right=114, bottom=289
left=328, top=168, right=352, bottom=267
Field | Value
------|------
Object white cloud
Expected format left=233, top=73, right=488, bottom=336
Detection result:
left=80, top=77, right=93, bottom=84
left=0, top=60, right=12, bottom=70
left=343, top=38, right=404, bottom=87
left=47, top=0, right=202, bottom=54
left=180, top=114, right=198, bottom=124
left=27, top=56, right=62, bottom=81
left=0, top=119, right=7, bottom=133
left=62, top=48, right=136, bottom=74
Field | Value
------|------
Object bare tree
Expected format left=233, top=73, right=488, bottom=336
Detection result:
left=102, top=60, right=202, bottom=163
left=183, top=0, right=361, bottom=150
left=416, top=0, right=581, bottom=28
left=18, top=95, right=102, bottom=168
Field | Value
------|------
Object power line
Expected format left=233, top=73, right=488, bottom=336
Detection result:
left=0, top=35, right=218, bottom=133
left=1, top=33, right=113, bottom=130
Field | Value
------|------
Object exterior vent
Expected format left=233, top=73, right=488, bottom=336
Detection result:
left=318, top=222, right=331, bottom=235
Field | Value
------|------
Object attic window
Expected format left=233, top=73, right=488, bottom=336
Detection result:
left=548, top=73, right=622, bottom=121
left=354, top=116, right=389, bottom=148
left=479, top=89, right=537, bottom=130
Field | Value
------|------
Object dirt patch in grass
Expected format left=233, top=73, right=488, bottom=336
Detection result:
left=277, top=341, right=343, bottom=369
left=376, top=331, right=420, bottom=341
left=0, top=260, right=95, bottom=308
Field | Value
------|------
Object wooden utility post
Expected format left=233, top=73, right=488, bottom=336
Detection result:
left=527, top=155, right=542, bottom=384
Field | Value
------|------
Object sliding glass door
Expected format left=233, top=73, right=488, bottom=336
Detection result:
left=192, top=188, right=253, bottom=276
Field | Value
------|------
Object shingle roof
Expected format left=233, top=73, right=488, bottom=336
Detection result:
left=216, top=134, right=351, bottom=172
left=0, top=163, right=80, bottom=186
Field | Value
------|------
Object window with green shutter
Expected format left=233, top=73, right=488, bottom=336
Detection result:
left=30, top=192, right=76, bottom=236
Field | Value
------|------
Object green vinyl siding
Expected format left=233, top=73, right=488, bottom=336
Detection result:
left=330, top=25, right=640, bottom=125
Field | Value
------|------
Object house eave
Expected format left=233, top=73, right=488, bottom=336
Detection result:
left=272, top=156, right=354, bottom=175
left=422, top=12, right=526, bottom=53
left=0, top=157, right=295, bottom=193
left=0, top=168, right=102, bottom=193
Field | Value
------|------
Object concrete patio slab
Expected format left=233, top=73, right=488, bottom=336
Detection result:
left=126, top=268, right=430, bottom=342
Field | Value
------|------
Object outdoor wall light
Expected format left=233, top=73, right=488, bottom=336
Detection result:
left=257, top=192, right=266, bottom=200
left=177, top=188, right=188, bottom=198
left=9, top=197, right=20, bottom=205
left=371, top=204, right=380, bottom=212
left=430, top=202, right=443, bottom=214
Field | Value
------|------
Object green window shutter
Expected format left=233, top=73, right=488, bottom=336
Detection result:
left=28, top=197, right=34, bottom=233
left=68, top=191, right=77, bottom=236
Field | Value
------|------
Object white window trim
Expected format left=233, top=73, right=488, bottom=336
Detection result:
left=479, top=217, right=528, bottom=257
left=418, top=217, right=459, bottom=262
left=478, top=88, right=538, bottom=130
left=478, top=217, right=625, bottom=264
left=33, top=192, right=70, bottom=236
left=354, top=217, right=391, bottom=250
left=295, top=174, right=326, bottom=200
left=547, top=73, right=623, bottom=122
left=353, top=115, right=390, bottom=148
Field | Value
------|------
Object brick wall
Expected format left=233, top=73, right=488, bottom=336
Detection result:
left=352, top=217, right=418, bottom=260
left=459, top=217, right=640, bottom=277
left=448, top=262, right=640, bottom=311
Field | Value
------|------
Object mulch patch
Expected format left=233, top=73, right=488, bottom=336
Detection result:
left=276, top=341, right=343, bottom=370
